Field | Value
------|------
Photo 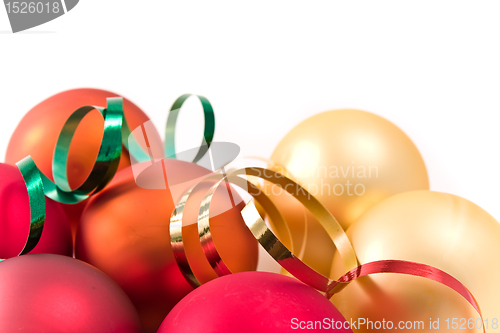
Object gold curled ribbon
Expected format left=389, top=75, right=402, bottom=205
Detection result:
left=170, top=166, right=359, bottom=291
left=7, top=93, right=485, bottom=330
left=168, top=164, right=485, bottom=329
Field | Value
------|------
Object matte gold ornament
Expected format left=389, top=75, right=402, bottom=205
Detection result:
left=330, top=191, right=500, bottom=333
left=268, top=109, right=429, bottom=275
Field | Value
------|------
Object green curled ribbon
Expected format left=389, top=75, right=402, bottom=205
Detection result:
left=0, top=156, right=46, bottom=261
left=10, top=93, right=215, bottom=258
left=164, top=94, right=215, bottom=161
left=45, top=97, right=124, bottom=204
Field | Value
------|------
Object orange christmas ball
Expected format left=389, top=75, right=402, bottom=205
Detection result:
left=5, top=88, right=156, bottom=238
left=75, top=160, right=259, bottom=333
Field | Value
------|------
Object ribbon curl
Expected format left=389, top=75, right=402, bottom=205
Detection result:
left=168, top=164, right=485, bottom=332
left=0, top=156, right=46, bottom=261
left=12, top=93, right=214, bottom=258
left=10, top=93, right=485, bottom=332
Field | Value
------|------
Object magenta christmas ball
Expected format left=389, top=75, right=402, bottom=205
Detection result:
left=0, top=254, right=143, bottom=333
left=0, top=163, right=72, bottom=258
left=157, top=271, right=352, bottom=333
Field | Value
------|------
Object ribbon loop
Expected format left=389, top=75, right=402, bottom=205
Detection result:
left=169, top=165, right=358, bottom=288
left=0, top=156, right=46, bottom=261
left=165, top=94, right=215, bottom=162
left=168, top=163, right=485, bottom=331
left=43, top=98, right=125, bottom=204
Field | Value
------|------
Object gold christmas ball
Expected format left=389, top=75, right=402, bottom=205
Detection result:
left=268, top=109, right=429, bottom=275
left=330, top=190, right=500, bottom=333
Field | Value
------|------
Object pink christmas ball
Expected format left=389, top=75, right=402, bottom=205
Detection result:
left=157, top=271, right=352, bottom=333
left=0, top=163, right=72, bottom=258
left=0, top=254, right=143, bottom=333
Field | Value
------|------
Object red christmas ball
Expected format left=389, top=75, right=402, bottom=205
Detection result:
left=4, top=88, right=156, bottom=238
left=75, top=160, right=258, bottom=333
left=0, top=163, right=72, bottom=258
left=158, top=271, right=353, bottom=333
left=0, top=254, right=142, bottom=333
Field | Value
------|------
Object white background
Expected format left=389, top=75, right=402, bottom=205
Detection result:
left=1, top=1, right=500, bottom=223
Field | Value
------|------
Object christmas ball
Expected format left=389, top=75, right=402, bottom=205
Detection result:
left=0, top=163, right=72, bottom=258
left=75, top=160, right=258, bottom=333
left=268, top=109, right=429, bottom=275
left=0, top=254, right=142, bottom=333
left=5, top=88, right=156, bottom=237
left=331, top=191, right=500, bottom=333
left=158, top=271, right=352, bottom=333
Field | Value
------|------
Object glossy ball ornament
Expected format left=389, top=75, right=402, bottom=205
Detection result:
left=268, top=109, right=429, bottom=275
left=0, top=163, right=72, bottom=258
left=0, top=254, right=142, bottom=333
left=5, top=88, right=155, bottom=237
left=331, top=191, right=500, bottom=333
left=75, top=160, right=259, bottom=333
left=158, top=271, right=352, bottom=333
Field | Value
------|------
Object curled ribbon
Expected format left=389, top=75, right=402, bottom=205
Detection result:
left=168, top=164, right=485, bottom=331
left=12, top=94, right=215, bottom=258
left=9, top=92, right=485, bottom=331
left=1, top=156, right=46, bottom=261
